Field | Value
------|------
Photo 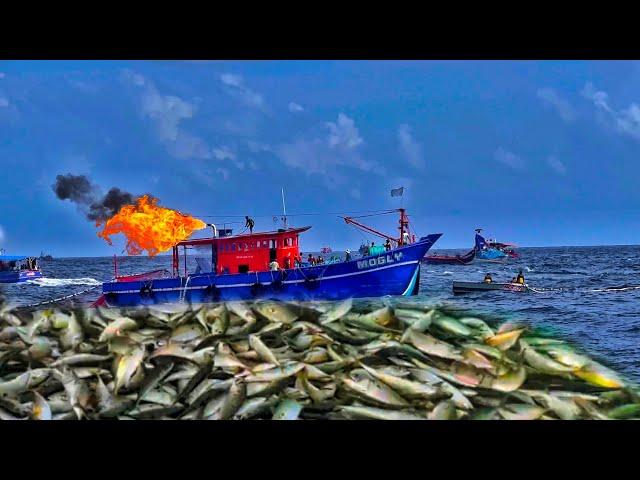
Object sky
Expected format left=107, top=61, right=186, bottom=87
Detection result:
left=0, top=60, right=639, bottom=257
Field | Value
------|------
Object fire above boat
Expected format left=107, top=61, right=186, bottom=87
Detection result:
left=97, top=209, right=442, bottom=307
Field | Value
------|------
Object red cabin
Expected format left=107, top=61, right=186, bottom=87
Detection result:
left=172, top=226, right=311, bottom=276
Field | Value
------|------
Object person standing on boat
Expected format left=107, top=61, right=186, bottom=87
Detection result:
left=245, top=216, right=255, bottom=234
left=484, top=273, right=493, bottom=283
left=385, top=239, right=392, bottom=251
left=516, top=270, right=525, bottom=285
left=475, top=229, right=487, bottom=251
left=269, top=259, right=280, bottom=271
left=283, top=255, right=291, bottom=269
left=345, top=249, right=351, bottom=261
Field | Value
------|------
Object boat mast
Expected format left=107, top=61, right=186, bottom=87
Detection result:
left=281, top=188, right=288, bottom=229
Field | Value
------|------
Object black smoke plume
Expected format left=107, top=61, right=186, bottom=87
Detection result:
left=52, top=174, right=96, bottom=205
left=88, top=188, right=135, bottom=222
left=52, top=174, right=137, bottom=223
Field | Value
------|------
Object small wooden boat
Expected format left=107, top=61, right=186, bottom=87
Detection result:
left=452, top=281, right=527, bottom=294
left=424, top=248, right=475, bottom=265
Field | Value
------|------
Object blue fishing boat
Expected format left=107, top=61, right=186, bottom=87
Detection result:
left=96, top=209, right=442, bottom=307
left=474, top=229, right=510, bottom=262
left=0, top=255, right=43, bottom=283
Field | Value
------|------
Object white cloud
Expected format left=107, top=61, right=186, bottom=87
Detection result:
left=124, top=70, right=211, bottom=160
left=582, top=81, right=640, bottom=140
left=247, top=140, right=272, bottom=153
left=495, top=147, right=525, bottom=170
left=220, top=73, right=265, bottom=109
left=326, top=113, right=363, bottom=149
left=582, top=82, right=612, bottom=112
left=213, top=146, right=236, bottom=161
left=0, top=97, right=8, bottom=108
left=288, top=102, right=304, bottom=113
left=220, top=73, right=243, bottom=88
left=537, top=87, right=575, bottom=123
left=274, top=113, right=377, bottom=187
left=216, top=168, right=230, bottom=181
left=547, top=155, right=567, bottom=175
left=397, top=124, right=425, bottom=169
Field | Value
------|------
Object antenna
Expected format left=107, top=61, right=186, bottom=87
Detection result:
left=281, top=188, right=288, bottom=229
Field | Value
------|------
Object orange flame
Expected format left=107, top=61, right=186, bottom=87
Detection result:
left=97, top=195, right=206, bottom=256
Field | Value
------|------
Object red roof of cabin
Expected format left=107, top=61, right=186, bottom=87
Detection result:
left=176, top=226, right=311, bottom=247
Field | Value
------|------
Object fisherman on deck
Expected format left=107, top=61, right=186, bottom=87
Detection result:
left=369, top=242, right=375, bottom=255
left=483, top=273, right=493, bottom=284
left=245, top=216, right=255, bottom=234
left=283, top=255, right=291, bottom=269
left=269, top=259, right=280, bottom=271
left=516, top=270, right=525, bottom=285
left=345, top=249, right=351, bottom=262
left=475, top=229, right=487, bottom=251
left=384, top=239, right=392, bottom=251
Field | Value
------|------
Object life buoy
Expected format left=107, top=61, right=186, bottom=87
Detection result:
left=250, top=282, right=265, bottom=297
left=140, top=283, right=154, bottom=298
left=203, top=285, right=221, bottom=302
left=271, top=271, right=288, bottom=292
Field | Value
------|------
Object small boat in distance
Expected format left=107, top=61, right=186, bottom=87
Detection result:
left=0, top=255, right=43, bottom=283
left=96, top=209, right=442, bottom=307
left=474, top=229, right=517, bottom=262
left=320, top=246, right=333, bottom=254
left=424, top=248, right=476, bottom=265
left=39, top=251, right=54, bottom=260
left=453, top=281, right=528, bottom=294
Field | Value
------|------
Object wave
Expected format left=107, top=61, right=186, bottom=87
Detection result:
left=27, top=277, right=102, bottom=287
left=590, top=285, right=640, bottom=293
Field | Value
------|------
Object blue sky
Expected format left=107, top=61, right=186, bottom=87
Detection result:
left=0, top=60, right=639, bottom=257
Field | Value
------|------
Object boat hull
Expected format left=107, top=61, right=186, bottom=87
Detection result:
left=453, top=281, right=527, bottom=294
left=424, top=248, right=475, bottom=265
left=0, top=270, right=43, bottom=284
left=475, top=248, right=508, bottom=262
left=101, top=234, right=442, bottom=307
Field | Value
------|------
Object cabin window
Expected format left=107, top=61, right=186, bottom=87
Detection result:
left=263, top=241, right=268, bottom=248
left=238, top=264, right=249, bottom=274
left=231, top=244, right=236, bottom=251
left=270, top=239, right=277, bottom=248
left=243, top=243, right=248, bottom=251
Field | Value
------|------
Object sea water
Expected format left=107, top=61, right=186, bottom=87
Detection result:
left=1, top=245, right=639, bottom=382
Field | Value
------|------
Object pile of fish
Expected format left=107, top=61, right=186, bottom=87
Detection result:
left=1, top=298, right=639, bottom=420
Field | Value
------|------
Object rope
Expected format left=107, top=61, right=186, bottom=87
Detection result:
left=19, top=285, right=101, bottom=309
left=194, top=209, right=396, bottom=219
